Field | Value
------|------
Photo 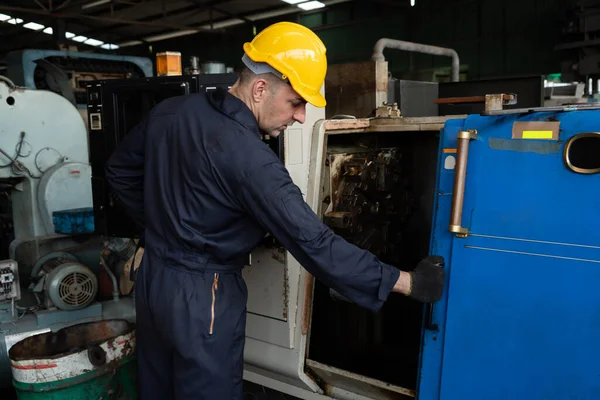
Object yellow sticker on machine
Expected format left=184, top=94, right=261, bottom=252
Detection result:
left=522, top=130, right=554, bottom=139
left=512, top=122, right=559, bottom=140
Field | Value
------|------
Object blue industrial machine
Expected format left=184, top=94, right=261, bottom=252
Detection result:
left=416, top=106, right=600, bottom=400
left=235, top=100, right=600, bottom=400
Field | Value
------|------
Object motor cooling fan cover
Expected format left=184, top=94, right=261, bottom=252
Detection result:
left=46, top=262, right=98, bottom=310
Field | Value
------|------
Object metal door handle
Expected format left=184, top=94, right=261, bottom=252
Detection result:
left=425, top=303, right=438, bottom=331
left=424, top=259, right=444, bottom=331
left=448, top=130, right=477, bottom=237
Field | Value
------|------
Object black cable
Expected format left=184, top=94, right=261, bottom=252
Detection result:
left=0, top=147, right=41, bottom=179
left=0, top=132, right=26, bottom=168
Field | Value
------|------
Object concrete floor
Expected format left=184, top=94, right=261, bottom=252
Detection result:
left=244, top=380, right=301, bottom=399
left=1, top=380, right=300, bottom=399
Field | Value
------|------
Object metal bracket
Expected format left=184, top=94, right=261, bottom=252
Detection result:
left=375, top=102, right=401, bottom=118
left=434, top=93, right=517, bottom=114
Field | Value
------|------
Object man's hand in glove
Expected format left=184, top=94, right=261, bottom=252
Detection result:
left=393, top=256, right=445, bottom=303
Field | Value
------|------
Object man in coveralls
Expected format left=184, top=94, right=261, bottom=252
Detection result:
left=106, top=21, right=445, bottom=400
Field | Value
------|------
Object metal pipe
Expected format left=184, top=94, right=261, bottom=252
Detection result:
left=371, top=38, right=460, bottom=82
left=100, top=254, right=120, bottom=302
left=81, top=0, right=111, bottom=10
left=0, top=75, right=17, bottom=88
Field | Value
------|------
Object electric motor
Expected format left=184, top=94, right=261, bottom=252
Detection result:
left=43, top=260, right=98, bottom=311
left=32, top=253, right=98, bottom=311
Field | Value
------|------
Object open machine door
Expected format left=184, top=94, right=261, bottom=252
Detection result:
left=418, top=110, right=600, bottom=399
left=244, top=109, right=457, bottom=399
left=256, top=113, right=462, bottom=400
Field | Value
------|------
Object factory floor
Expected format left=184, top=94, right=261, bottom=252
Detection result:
left=1, top=380, right=300, bottom=399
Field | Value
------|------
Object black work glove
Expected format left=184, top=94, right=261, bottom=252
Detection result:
left=407, top=255, right=445, bottom=303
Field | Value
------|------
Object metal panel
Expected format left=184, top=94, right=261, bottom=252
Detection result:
left=441, top=240, right=600, bottom=399
left=324, top=61, right=388, bottom=119
left=419, top=110, right=600, bottom=399
left=437, top=76, right=544, bottom=115
left=387, top=79, right=439, bottom=117
left=243, top=246, right=287, bottom=322
left=0, top=82, right=90, bottom=238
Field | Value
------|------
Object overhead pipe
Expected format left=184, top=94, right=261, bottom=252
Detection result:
left=371, top=38, right=460, bottom=82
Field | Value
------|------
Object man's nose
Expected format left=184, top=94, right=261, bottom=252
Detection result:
left=293, top=104, right=306, bottom=124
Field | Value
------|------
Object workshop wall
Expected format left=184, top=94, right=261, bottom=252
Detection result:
left=132, top=0, right=563, bottom=81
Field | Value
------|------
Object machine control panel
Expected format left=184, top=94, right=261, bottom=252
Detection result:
left=0, top=260, right=20, bottom=303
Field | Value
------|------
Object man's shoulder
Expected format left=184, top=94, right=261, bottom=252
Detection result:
left=152, top=93, right=209, bottom=116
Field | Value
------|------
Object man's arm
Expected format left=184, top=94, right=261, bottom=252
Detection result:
left=105, top=119, right=148, bottom=231
left=237, top=161, right=444, bottom=312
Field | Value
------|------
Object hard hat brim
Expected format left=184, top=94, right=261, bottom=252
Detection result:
left=303, top=90, right=326, bottom=108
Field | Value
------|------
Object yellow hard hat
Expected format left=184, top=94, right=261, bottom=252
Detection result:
left=243, top=21, right=327, bottom=108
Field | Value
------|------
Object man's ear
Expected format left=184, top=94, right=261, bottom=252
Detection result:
left=251, top=79, right=268, bottom=103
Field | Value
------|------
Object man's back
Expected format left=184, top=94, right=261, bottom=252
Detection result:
left=140, top=88, right=275, bottom=265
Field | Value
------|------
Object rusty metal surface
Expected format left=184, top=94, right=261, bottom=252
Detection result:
left=375, top=103, right=401, bottom=118
left=322, top=115, right=466, bottom=136
left=323, top=119, right=370, bottom=131
left=485, top=94, right=500, bottom=112
left=435, top=95, right=488, bottom=104
left=301, top=273, right=315, bottom=337
left=306, top=359, right=415, bottom=399
left=434, top=93, right=517, bottom=114
left=324, top=61, right=389, bottom=119
left=9, top=319, right=134, bottom=361
left=323, top=149, right=413, bottom=263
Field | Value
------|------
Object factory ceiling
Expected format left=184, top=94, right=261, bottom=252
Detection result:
left=0, top=0, right=355, bottom=54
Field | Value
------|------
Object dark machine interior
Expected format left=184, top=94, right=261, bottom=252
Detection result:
left=308, top=130, right=440, bottom=391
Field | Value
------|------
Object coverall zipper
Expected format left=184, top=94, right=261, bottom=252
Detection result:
left=209, top=273, right=219, bottom=335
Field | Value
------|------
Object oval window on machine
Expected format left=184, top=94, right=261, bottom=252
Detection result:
left=563, top=133, right=600, bottom=174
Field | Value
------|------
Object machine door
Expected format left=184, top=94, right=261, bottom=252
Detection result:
left=418, top=111, right=600, bottom=400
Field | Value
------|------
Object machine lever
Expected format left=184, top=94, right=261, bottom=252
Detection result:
left=424, top=259, right=443, bottom=331
left=448, top=130, right=477, bottom=238
left=425, top=303, right=438, bottom=331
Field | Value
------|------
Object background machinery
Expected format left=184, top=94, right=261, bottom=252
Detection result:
left=0, top=69, right=238, bottom=390
left=0, top=75, right=138, bottom=388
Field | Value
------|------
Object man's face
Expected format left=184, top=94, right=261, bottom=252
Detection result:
left=258, top=82, right=307, bottom=137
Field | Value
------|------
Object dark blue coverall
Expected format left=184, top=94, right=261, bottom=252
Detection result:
left=105, top=87, right=401, bottom=400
